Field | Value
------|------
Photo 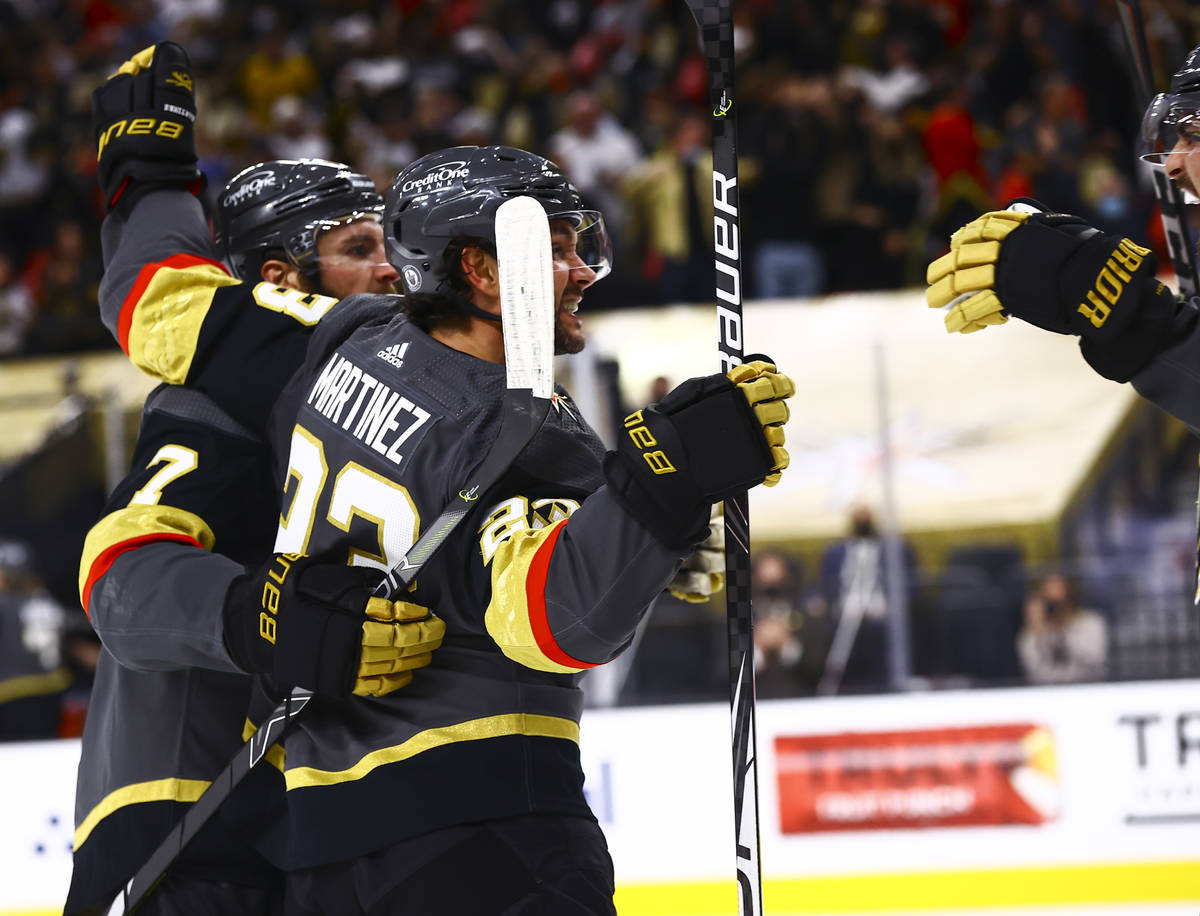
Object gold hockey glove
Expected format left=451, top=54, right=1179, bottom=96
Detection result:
left=92, top=42, right=202, bottom=212
left=223, top=553, right=445, bottom=697
left=728, top=359, right=792, bottom=485
left=604, top=356, right=793, bottom=549
left=926, top=200, right=1182, bottom=381
left=668, top=504, right=725, bottom=603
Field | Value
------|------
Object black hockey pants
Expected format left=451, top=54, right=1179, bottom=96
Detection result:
left=283, top=813, right=616, bottom=915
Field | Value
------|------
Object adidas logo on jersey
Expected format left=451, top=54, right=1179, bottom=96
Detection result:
left=376, top=342, right=409, bottom=369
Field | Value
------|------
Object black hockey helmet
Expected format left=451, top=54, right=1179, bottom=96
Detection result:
left=1139, top=44, right=1200, bottom=165
left=214, top=158, right=384, bottom=280
left=383, top=145, right=611, bottom=295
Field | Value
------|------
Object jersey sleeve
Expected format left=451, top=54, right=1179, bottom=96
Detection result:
left=99, top=189, right=340, bottom=431
left=480, top=483, right=687, bottom=674
left=1130, top=297, right=1200, bottom=430
left=78, top=385, right=277, bottom=673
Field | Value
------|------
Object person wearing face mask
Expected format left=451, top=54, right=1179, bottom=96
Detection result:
left=1017, top=573, right=1108, bottom=685
left=817, top=504, right=916, bottom=694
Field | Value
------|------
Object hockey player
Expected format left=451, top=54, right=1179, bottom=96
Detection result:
left=260, top=145, right=794, bottom=914
left=925, top=45, right=1200, bottom=433
left=68, top=44, right=444, bottom=915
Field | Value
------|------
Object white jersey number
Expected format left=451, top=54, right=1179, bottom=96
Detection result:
left=276, top=424, right=419, bottom=572
left=128, top=445, right=199, bottom=506
left=252, top=283, right=339, bottom=326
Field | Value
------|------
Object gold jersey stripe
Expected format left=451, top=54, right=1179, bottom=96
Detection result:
left=74, top=776, right=210, bottom=849
left=119, top=257, right=237, bottom=384
left=284, top=713, right=579, bottom=789
left=79, top=504, right=215, bottom=607
left=484, top=518, right=592, bottom=674
left=0, top=668, right=72, bottom=704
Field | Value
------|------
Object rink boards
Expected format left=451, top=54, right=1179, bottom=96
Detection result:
left=2, top=679, right=1198, bottom=914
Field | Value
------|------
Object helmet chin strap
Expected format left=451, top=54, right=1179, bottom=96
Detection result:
left=464, top=300, right=503, bottom=323
left=438, top=285, right=503, bottom=323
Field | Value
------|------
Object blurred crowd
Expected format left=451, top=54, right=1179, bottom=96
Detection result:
left=5, top=0, right=1200, bottom=733
left=1, top=0, right=1197, bottom=357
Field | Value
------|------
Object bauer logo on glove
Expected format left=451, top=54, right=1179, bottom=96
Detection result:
left=603, top=357, right=793, bottom=549
left=92, top=41, right=202, bottom=211
left=622, top=410, right=677, bottom=476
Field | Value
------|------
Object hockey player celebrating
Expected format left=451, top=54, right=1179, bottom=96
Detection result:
left=925, top=45, right=1200, bottom=428
left=73, top=41, right=790, bottom=912
left=69, top=43, right=444, bottom=915
left=261, top=146, right=793, bottom=913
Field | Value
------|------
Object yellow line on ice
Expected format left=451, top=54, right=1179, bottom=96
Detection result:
left=613, top=859, right=1200, bottom=914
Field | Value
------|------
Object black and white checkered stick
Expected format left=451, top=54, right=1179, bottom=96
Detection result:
left=682, top=1, right=764, bottom=912
left=111, top=196, right=555, bottom=914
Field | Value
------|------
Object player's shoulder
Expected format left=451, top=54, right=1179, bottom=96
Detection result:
left=142, top=383, right=261, bottom=444
left=306, top=292, right=404, bottom=366
left=317, top=306, right=507, bottom=431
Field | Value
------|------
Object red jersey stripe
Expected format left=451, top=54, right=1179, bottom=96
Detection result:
left=523, top=519, right=599, bottom=670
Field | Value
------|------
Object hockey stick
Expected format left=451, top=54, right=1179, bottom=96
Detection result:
left=682, top=2, right=764, bottom=913
left=1116, top=0, right=1199, bottom=297
left=111, top=196, right=556, bottom=914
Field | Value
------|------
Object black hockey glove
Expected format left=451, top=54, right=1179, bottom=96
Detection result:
left=926, top=202, right=1181, bottom=382
left=92, top=42, right=202, bottom=212
left=223, top=553, right=446, bottom=697
left=604, top=358, right=792, bottom=550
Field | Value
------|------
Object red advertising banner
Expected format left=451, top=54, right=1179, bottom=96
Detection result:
left=775, top=723, right=1059, bottom=834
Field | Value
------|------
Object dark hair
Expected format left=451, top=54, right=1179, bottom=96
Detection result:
left=400, top=236, right=495, bottom=331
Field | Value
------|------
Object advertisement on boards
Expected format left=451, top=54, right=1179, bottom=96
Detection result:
left=774, top=723, right=1060, bottom=833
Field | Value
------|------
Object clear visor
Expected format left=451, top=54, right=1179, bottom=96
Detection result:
left=547, top=210, right=612, bottom=281
left=302, top=211, right=391, bottom=271
left=1138, top=89, right=1200, bottom=163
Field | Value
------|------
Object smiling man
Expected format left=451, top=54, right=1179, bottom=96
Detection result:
left=262, top=145, right=793, bottom=914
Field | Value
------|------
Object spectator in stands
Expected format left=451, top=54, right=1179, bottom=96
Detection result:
left=842, top=101, right=925, bottom=289
left=1000, top=71, right=1089, bottom=216
left=21, top=219, right=108, bottom=355
left=0, top=96, right=51, bottom=267
left=818, top=504, right=915, bottom=693
left=0, top=540, right=72, bottom=740
left=623, top=109, right=713, bottom=304
left=265, top=94, right=333, bottom=161
left=920, top=77, right=991, bottom=256
left=840, top=36, right=929, bottom=116
left=1017, top=573, right=1108, bottom=685
left=238, top=24, right=319, bottom=127
left=0, top=252, right=35, bottom=357
left=751, top=548, right=814, bottom=698
left=743, top=73, right=830, bottom=299
left=550, top=90, right=642, bottom=236
left=350, top=98, right=420, bottom=195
